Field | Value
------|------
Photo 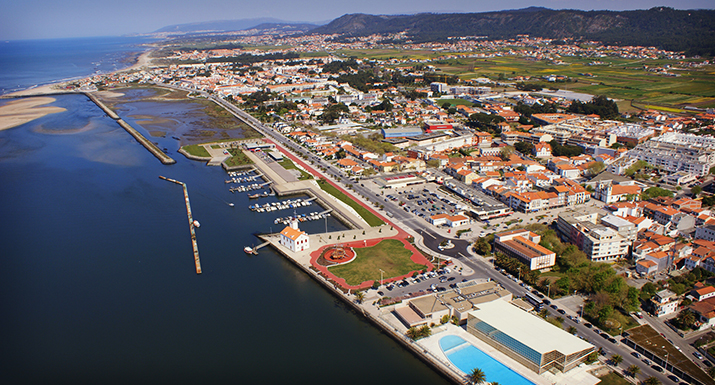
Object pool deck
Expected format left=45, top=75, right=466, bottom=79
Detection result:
left=416, top=324, right=601, bottom=385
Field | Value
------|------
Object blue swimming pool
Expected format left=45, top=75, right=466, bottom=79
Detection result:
left=439, top=335, right=535, bottom=385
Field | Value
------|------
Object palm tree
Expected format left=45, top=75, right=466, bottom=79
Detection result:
left=354, top=290, right=364, bottom=304
left=567, top=326, right=577, bottom=335
left=709, top=365, right=715, bottom=378
left=611, top=354, right=623, bottom=366
left=468, top=367, right=486, bottom=385
left=627, top=364, right=640, bottom=378
left=406, top=327, right=419, bottom=340
left=643, top=376, right=661, bottom=385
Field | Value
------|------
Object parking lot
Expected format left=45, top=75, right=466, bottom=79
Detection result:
left=374, top=266, right=472, bottom=299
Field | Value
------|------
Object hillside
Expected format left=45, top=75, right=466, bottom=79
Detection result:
left=309, top=7, right=715, bottom=56
left=155, top=18, right=288, bottom=33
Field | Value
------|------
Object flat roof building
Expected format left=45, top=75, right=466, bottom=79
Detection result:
left=494, top=229, right=556, bottom=271
left=466, top=300, right=595, bottom=374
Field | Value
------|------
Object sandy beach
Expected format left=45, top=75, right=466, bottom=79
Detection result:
left=0, top=97, right=66, bottom=131
left=4, top=48, right=155, bottom=98
left=0, top=48, right=156, bottom=130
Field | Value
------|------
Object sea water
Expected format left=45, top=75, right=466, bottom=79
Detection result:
left=0, top=90, right=451, bottom=384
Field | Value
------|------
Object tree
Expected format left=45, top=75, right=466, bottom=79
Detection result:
left=627, top=364, right=640, bottom=377
left=514, top=141, right=535, bottom=155
left=709, top=365, right=715, bottom=378
left=500, top=146, right=515, bottom=161
left=644, top=377, right=661, bottom=385
left=354, top=290, right=364, bottom=304
left=611, top=354, right=623, bottom=366
left=567, top=326, right=577, bottom=335
left=585, top=352, right=598, bottom=364
left=675, top=309, right=696, bottom=329
left=406, top=327, right=420, bottom=340
left=474, top=237, right=492, bottom=255
left=587, top=161, right=606, bottom=176
left=468, top=368, right=486, bottom=385
left=691, top=185, right=703, bottom=196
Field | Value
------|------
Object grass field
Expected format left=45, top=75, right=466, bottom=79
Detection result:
left=317, top=178, right=384, bottom=227
left=278, top=158, right=313, bottom=180
left=412, top=54, right=715, bottom=109
left=596, top=372, right=630, bottom=385
left=328, top=239, right=426, bottom=286
left=182, top=144, right=210, bottom=157
left=224, top=148, right=253, bottom=167
left=436, top=98, right=476, bottom=107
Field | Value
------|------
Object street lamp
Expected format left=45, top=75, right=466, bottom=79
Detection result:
left=379, top=269, right=385, bottom=286
left=663, top=349, right=669, bottom=371
left=547, top=282, right=551, bottom=298
left=518, top=266, right=522, bottom=282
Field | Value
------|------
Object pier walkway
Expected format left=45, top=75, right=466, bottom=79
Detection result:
left=159, top=176, right=202, bottom=274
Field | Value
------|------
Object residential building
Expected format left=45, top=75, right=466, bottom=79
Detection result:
left=626, top=132, right=715, bottom=177
left=557, top=209, right=635, bottom=262
left=494, top=229, right=556, bottom=271
left=695, top=225, right=715, bottom=242
left=650, top=289, right=678, bottom=317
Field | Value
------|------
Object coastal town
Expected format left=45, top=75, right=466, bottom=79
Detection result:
left=6, top=27, right=715, bottom=385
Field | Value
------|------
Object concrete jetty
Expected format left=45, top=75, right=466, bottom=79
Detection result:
left=159, top=175, right=202, bottom=274
left=84, top=92, right=176, bottom=165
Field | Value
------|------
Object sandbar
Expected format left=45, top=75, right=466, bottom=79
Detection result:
left=0, top=97, right=66, bottom=131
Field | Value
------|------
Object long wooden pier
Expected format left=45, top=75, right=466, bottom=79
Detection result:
left=159, top=175, right=202, bottom=274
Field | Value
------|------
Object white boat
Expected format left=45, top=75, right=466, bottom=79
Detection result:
left=228, top=203, right=234, bottom=207
left=244, top=246, right=253, bottom=254
left=193, top=220, right=200, bottom=228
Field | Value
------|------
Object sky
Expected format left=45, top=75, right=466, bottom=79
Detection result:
left=1, top=0, right=713, bottom=40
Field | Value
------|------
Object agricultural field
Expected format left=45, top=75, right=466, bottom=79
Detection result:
left=426, top=55, right=715, bottom=110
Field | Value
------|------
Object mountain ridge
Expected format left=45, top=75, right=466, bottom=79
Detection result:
left=309, top=7, right=715, bottom=56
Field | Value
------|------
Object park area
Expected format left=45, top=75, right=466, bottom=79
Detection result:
left=315, top=239, right=429, bottom=288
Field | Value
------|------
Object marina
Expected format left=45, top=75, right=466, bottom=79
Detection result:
left=273, top=211, right=331, bottom=226
left=249, top=197, right=315, bottom=213
left=229, top=183, right=264, bottom=193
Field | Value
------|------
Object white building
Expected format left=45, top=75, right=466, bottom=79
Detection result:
left=695, top=225, right=715, bottom=242
left=626, top=132, right=715, bottom=177
left=651, top=289, right=678, bottom=317
left=557, top=209, right=636, bottom=262
left=279, top=220, right=310, bottom=252
left=466, top=300, right=595, bottom=374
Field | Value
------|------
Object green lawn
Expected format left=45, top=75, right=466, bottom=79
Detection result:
left=316, top=178, right=384, bottom=227
left=328, top=239, right=426, bottom=286
left=182, top=144, right=210, bottom=157
left=596, top=372, right=630, bottom=385
left=436, top=98, right=476, bottom=107
left=278, top=158, right=313, bottom=180
left=224, top=148, right=253, bottom=167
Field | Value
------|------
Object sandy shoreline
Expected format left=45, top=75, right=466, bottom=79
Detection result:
left=0, top=47, right=156, bottom=130
left=4, top=48, right=156, bottom=98
left=0, top=97, right=67, bottom=131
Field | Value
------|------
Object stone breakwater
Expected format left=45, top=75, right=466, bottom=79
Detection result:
left=85, top=92, right=176, bottom=165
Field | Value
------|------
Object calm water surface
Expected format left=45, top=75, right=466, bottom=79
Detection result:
left=0, top=94, right=451, bottom=385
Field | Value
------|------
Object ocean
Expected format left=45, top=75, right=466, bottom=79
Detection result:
left=0, top=36, right=156, bottom=95
left=0, top=38, right=451, bottom=384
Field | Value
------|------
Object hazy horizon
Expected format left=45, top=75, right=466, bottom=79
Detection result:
left=2, top=0, right=713, bottom=40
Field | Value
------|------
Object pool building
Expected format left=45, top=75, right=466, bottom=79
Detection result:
left=466, top=300, right=595, bottom=374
